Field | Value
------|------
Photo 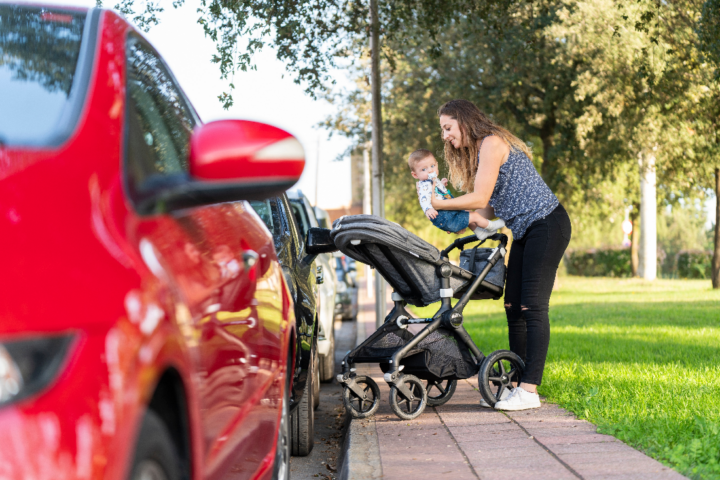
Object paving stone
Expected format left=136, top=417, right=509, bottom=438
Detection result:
left=445, top=422, right=519, bottom=436
left=460, top=437, right=542, bottom=452
left=535, top=433, right=622, bottom=445
left=437, top=412, right=513, bottom=427
left=551, top=441, right=639, bottom=455
left=455, top=432, right=533, bottom=448
left=571, top=460, right=682, bottom=476
left=582, top=470, right=686, bottom=480
left=558, top=450, right=655, bottom=465
left=476, top=466, right=578, bottom=480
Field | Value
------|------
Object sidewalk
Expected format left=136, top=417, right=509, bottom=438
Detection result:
left=340, top=283, right=686, bottom=480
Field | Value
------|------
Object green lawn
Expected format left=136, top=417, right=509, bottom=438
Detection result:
left=414, top=277, right=720, bottom=479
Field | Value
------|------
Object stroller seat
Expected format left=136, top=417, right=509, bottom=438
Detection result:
left=331, top=214, right=505, bottom=306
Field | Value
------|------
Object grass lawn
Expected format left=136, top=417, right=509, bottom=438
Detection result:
left=414, top=277, right=720, bottom=479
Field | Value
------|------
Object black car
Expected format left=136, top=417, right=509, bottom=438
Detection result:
left=249, top=194, right=319, bottom=456
left=334, top=255, right=359, bottom=321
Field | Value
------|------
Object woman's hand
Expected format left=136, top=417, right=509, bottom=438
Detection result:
left=431, top=178, right=446, bottom=210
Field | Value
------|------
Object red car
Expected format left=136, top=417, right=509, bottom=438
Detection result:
left=0, top=3, right=309, bottom=479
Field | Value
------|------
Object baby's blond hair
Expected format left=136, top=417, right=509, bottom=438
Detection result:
left=407, top=149, right=434, bottom=170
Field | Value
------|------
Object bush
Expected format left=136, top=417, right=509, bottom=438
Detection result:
left=565, top=248, right=632, bottom=277
left=676, top=250, right=712, bottom=279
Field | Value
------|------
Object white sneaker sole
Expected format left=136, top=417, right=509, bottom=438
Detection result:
left=494, top=399, right=541, bottom=411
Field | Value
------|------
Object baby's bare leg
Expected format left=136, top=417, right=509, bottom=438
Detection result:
left=468, top=210, right=489, bottom=229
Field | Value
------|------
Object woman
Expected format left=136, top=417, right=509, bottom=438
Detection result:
left=432, top=99, right=571, bottom=411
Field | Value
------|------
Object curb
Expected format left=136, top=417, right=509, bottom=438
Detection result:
left=338, top=411, right=382, bottom=480
left=338, top=285, right=385, bottom=480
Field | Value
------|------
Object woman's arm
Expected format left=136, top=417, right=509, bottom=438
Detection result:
left=475, top=205, right=495, bottom=219
left=432, top=136, right=508, bottom=210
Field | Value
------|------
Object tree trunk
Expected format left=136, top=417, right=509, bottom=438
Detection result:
left=630, top=204, right=640, bottom=276
left=713, top=167, right=720, bottom=289
left=370, top=0, right=385, bottom=325
left=638, top=153, right=657, bottom=280
left=363, top=146, right=374, bottom=299
left=539, top=120, right=557, bottom=190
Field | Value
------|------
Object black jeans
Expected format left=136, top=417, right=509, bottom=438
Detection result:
left=504, top=203, right=571, bottom=386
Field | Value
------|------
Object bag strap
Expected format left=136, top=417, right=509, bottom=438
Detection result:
left=468, top=245, right=479, bottom=273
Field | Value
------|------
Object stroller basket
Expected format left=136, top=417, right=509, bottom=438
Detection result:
left=351, top=324, right=479, bottom=382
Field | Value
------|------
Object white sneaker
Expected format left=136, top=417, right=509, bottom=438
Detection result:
left=479, top=387, right=513, bottom=408
left=493, top=387, right=541, bottom=411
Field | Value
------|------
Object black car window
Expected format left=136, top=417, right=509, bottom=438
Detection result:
left=249, top=199, right=277, bottom=235
left=0, top=5, right=97, bottom=147
left=280, top=196, right=303, bottom=256
left=289, top=201, right=309, bottom=240
left=250, top=197, right=299, bottom=263
left=124, top=34, right=197, bottom=206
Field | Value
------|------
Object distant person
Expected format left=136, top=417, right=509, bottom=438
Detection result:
left=433, top=99, right=572, bottom=411
left=408, top=148, right=504, bottom=237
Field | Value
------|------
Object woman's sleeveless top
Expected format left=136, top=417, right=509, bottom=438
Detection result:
left=484, top=141, right=559, bottom=240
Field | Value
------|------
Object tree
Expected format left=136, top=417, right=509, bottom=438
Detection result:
left=698, top=0, right=720, bottom=287
left=549, top=0, right=719, bottom=280
left=324, top=0, right=629, bottom=238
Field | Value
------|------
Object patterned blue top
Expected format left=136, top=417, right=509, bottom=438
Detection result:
left=484, top=140, right=559, bottom=240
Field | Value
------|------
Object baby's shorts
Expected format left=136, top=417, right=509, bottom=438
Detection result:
left=431, top=210, right=470, bottom=233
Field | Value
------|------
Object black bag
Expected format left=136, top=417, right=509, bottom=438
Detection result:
left=376, top=327, right=479, bottom=381
left=459, top=247, right=506, bottom=288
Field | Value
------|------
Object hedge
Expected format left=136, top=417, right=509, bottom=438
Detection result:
left=565, top=248, right=632, bottom=278
left=676, top=250, right=713, bottom=279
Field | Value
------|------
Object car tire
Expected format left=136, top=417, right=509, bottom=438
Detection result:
left=290, top=368, right=315, bottom=456
left=128, top=410, right=180, bottom=480
left=319, top=324, right=335, bottom=383
left=313, top=349, right=320, bottom=410
left=272, top=352, right=291, bottom=480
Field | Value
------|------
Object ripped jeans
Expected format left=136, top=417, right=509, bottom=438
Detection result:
left=504, top=204, right=571, bottom=386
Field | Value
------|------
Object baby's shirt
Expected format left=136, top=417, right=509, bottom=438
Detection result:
left=416, top=175, right=453, bottom=213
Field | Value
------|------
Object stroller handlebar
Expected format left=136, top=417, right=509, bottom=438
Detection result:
left=440, top=233, right=508, bottom=258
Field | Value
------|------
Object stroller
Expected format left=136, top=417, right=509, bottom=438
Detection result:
left=306, top=215, right=525, bottom=421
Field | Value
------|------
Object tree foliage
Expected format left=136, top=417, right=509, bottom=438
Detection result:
left=106, top=0, right=481, bottom=108
left=325, top=0, right=719, bottom=257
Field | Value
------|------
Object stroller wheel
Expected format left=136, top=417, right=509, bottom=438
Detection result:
left=425, top=379, right=457, bottom=407
left=389, top=374, right=428, bottom=421
left=342, top=376, right=380, bottom=419
left=478, top=350, right=525, bottom=408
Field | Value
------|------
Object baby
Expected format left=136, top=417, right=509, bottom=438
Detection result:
left=409, top=149, right=504, bottom=237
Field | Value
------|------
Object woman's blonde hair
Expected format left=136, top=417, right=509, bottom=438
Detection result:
left=438, top=99, right=532, bottom=193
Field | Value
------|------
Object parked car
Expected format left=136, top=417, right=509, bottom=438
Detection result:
left=249, top=195, right=320, bottom=448
left=334, top=254, right=359, bottom=321
left=286, top=191, right=337, bottom=384
left=0, top=4, right=308, bottom=479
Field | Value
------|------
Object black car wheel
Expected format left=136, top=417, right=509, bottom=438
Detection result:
left=290, top=369, right=315, bottom=456
left=128, top=410, right=180, bottom=480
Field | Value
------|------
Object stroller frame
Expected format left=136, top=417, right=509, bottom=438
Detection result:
left=337, top=232, right=514, bottom=418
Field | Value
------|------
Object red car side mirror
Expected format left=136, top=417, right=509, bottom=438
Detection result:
left=135, top=119, right=305, bottom=215
left=190, top=120, right=305, bottom=186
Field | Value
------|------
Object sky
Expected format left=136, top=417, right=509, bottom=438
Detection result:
left=26, top=0, right=356, bottom=209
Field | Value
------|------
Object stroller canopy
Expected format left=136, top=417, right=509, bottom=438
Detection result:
left=331, top=215, right=472, bottom=306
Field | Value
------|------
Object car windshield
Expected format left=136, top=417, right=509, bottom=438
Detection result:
left=0, top=5, right=89, bottom=147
